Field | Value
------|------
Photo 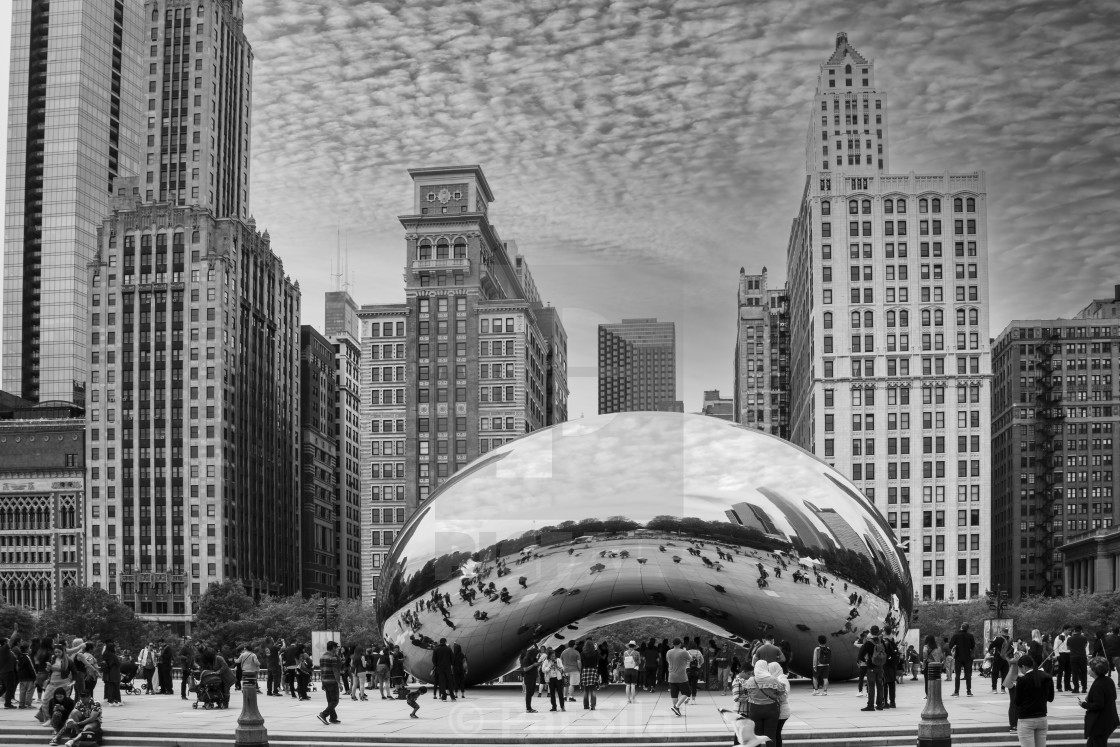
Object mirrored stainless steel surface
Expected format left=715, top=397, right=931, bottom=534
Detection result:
left=378, top=412, right=911, bottom=683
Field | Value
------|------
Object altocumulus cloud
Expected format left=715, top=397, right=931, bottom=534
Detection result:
left=242, top=0, right=1120, bottom=413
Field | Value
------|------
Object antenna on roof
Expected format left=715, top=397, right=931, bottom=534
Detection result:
left=332, top=227, right=343, bottom=291
left=342, top=231, right=351, bottom=293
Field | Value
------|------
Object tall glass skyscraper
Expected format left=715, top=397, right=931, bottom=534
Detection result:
left=3, top=0, right=145, bottom=405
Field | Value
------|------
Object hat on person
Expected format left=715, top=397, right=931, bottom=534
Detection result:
left=627, top=640, right=637, bottom=647
left=71, top=638, right=84, bottom=648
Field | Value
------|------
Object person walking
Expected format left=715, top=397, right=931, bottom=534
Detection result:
left=666, top=638, right=691, bottom=717
left=989, top=633, right=1010, bottom=693
left=859, top=625, right=887, bottom=711
left=622, top=641, right=641, bottom=704
left=296, top=645, right=312, bottom=701
left=1102, top=627, right=1120, bottom=678
left=1014, top=654, right=1055, bottom=747
left=580, top=641, right=600, bottom=710
left=812, top=635, right=831, bottom=695
left=519, top=643, right=541, bottom=713
left=282, top=639, right=300, bottom=698
left=949, top=623, right=976, bottom=697
left=316, top=640, right=342, bottom=726
left=685, top=638, right=704, bottom=704
left=137, top=643, right=156, bottom=695
left=1068, top=625, right=1090, bottom=695
left=643, top=641, right=660, bottom=693
left=1080, top=656, right=1118, bottom=747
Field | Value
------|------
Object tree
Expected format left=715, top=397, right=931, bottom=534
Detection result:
left=0, top=601, right=37, bottom=640
left=38, top=586, right=157, bottom=651
left=193, top=580, right=257, bottom=654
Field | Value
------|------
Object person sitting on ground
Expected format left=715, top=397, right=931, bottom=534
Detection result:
left=49, top=691, right=102, bottom=747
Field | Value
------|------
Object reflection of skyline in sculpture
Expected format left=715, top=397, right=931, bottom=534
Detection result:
left=807, top=501, right=865, bottom=555
left=376, top=412, right=912, bottom=685
left=759, top=487, right=834, bottom=552
left=726, top=502, right=782, bottom=538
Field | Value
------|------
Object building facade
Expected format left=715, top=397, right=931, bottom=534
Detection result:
left=0, top=394, right=86, bottom=610
left=3, top=0, right=145, bottom=405
left=323, top=292, right=363, bottom=601
left=141, top=0, right=252, bottom=219
left=299, top=325, right=338, bottom=598
left=734, top=268, right=790, bottom=437
left=84, top=182, right=301, bottom=632
left=355, top=165, right=569, bottom=603
left=701, top=390, right=734, bottom=421
left=598, top=318, right=681, bottom=414
left=785, top=33, right=993, bottom=602
left=992, top=287, right=1120, bottom=597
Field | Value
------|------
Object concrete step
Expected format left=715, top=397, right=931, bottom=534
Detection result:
left=0, top=723, right=1086, bottom=747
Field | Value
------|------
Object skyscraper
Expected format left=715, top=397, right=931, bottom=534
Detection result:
left=785, top=33, right=993, bottom=603
left=734, top=268, right=790, bottom=437
left=991, top=286, right=1120, bottom=597
left=356, top=165, right=568, bottom=602
left=141, top=0, right=252, bottom=219
left=701, top=390, right=734, bottom=421
left=85, top=183, right=301, bottom=633
left=299, top=325, right=339, bottom=598
left=598, top=318, right=681, bottom=414
left=3, top=0, right=145, bottom=405
left=323, top=291, right=363, bottom=601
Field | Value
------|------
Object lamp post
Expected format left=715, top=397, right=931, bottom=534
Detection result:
left=986, top=585, right=1009, bottom=618
left=918, top=661, right=951, bottom=747
left=235, top=672, right=268, bottom=747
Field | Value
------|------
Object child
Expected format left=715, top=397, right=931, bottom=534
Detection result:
left=718, top=708, right=769, bottom=746
left=406, top=686, right=427, bottom=718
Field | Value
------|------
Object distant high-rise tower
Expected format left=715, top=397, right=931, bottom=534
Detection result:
left=299, top=325, right=339, bottom=598
left=598, top=318, right=680, bottom=413
left=785, top=33, right=993, bottom=603
left=141, top=0, right=252, bottom=219
left=356, top=165, right=569, bottom=603
left=734, top=268, right=790, bottom=437
left=3, top=0, right=145, bottom=405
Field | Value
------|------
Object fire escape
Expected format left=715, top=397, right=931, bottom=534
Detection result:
left=1034, top=333, right=1065, bottom=596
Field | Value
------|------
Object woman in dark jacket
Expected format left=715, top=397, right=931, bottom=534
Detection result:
left=451, top=643, right=468, bottom=698
left=101, top=642, right=122, bottom=706
left=1081, top=656, right=1118, bottom=747
left=580, top=641, right=600, bottom=710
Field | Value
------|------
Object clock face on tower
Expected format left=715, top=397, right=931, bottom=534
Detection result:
left=438, top=188, right=451, bottom=204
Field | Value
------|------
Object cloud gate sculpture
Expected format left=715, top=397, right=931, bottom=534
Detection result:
left=377, top=412, right=911, bottom=683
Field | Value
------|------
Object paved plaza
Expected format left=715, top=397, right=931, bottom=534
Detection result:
left=0, top=675, right=1088, bottom=744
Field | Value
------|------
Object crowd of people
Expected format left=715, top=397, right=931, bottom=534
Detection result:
left=6, top=619, right=1120, bottom=747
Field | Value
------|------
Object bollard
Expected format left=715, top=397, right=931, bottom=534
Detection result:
left=918, top=661, right=951, bottom=747
left=235, top=673, right=269, bottom=747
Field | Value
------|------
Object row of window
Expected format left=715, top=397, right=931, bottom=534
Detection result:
left=825, top=197, right=977, bottom=215
left=821, top=220, right=978, bottom=238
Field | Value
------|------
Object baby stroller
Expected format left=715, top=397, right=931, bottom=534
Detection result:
left=120, top=670, right=143, bottom=696
left=190, top=670, right=225, bottom=709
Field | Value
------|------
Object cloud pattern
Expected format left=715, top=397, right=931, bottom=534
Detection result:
left=23, top=1, right=1120, bottom=415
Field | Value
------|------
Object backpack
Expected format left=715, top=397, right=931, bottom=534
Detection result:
left=817, top=645, right=832, bottom=665
left=870, top=640, right=887, bottom=667
left=71, top=654, right=88, bottom=675
left=623, top=651, right=638, bottom=669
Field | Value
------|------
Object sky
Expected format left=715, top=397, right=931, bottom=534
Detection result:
left=2, top=0, right=1120, bottom=415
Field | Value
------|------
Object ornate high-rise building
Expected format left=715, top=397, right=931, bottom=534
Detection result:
left=356, top=165, right=569, bottom=603
left=84, top=182, right=301, bottom=633
left=3, top=0, right=145, bottom=405
left=141, top=0, right=252, bottom=219
left=598, top=318, right=681, bottom=414
left=991, top=287, right=1120, bottom=597
left=734, top=268, right=790, bottom=437
left=785, top=33, right=993, bottom=603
